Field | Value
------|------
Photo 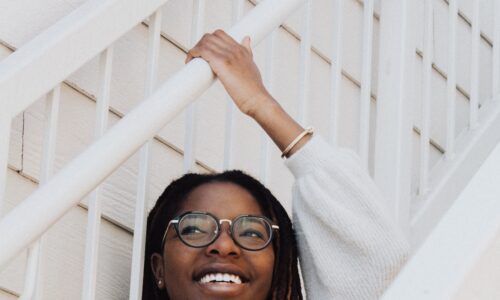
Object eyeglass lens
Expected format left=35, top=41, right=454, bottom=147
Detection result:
left=176, top=213, right=273, bottom=250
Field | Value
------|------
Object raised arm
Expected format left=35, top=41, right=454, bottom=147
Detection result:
left=185, top=30, right=310, bottom=157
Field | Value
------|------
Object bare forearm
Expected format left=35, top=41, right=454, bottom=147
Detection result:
left=249, top=93, right=311, bottom=158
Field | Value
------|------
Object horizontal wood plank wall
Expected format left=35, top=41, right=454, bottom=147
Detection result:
left=0, top=0, right=497, bottom=298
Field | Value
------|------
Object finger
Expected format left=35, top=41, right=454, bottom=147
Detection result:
left=242, top=36, right=252, bottom=55
left=204, top=33, right=233, bottom=52
left=213, top=29, right=238, bottom=45
left=186, top=43, right=230, bottom=68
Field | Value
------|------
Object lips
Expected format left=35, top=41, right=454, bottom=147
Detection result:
left=199, top=273, right=242, bottom=284
left=192, top=264, right=251, bottom=297
left=193, top=264, right=250, bottom=284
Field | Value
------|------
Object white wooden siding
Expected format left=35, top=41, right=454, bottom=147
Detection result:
left=0, top=169, right=134, bottom=299
left=0, top=0, right=498, bottom=298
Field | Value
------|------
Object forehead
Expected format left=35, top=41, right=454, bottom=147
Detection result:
left=179, top=181, right=263, bottom=219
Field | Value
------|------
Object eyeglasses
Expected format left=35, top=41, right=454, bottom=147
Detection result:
left=162, top=211, right=279, bottom=251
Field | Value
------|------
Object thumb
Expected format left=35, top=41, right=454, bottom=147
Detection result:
left=242, top=36, right=252, bottom=54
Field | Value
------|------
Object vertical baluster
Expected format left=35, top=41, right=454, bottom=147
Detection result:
left=420, top=0, right=433, bottom=196
left=446, top=0, right=457, bottom=160
left=493, top=0, right=500, bottom=101
left=359, top=0, right=374, bottom=168
left=81, top=47, right=114, bottom=300
left=259, top=30, right=276, bottom=183
left=0, top=115, right=10, bottom=217
left=297, top=0, right=312, bottom=125
left=129, top=10, right=162, bottom=300
left=470, top=0, right=480, bottom=129
left=21, top=85, right=61, bottom=300
left=374, top=0, right=416, bottom=231
left=183, top=0, right=206, bottom=172
left=330, top=0, right=344, bottom=145
left=223, top=0, right=245, bottom=170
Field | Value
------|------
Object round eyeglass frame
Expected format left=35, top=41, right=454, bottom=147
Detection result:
left=161, top=211, right=280, bottom=251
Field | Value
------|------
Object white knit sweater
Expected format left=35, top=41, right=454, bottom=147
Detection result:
left=284, top=135, right=409, bottom=299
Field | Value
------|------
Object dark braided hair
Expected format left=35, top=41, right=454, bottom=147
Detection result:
left=142, top=170, right=303, bottom=299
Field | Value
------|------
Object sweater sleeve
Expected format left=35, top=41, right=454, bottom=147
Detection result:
left=284, top=135, right=409, bottom=300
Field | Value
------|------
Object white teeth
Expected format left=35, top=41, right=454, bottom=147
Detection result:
left=199, top=273, right=243, bottom=284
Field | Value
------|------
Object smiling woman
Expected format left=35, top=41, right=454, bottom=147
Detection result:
left=142, top=30, right=409, bottom=300
left=143, top=171, right=301, bottom=299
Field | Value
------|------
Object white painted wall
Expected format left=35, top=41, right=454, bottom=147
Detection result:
left=0, top=0, right=498, bottom=298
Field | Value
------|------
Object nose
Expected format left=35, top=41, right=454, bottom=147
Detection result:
left=205, top=222, right=241, bottom=257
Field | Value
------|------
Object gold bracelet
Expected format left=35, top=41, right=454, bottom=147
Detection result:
left=281, top=127, right=314, bottom=158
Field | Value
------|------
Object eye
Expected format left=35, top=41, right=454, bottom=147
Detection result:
left=239, top=229, right=265, bottom=240
left=180, top=225, right=207, bottom=235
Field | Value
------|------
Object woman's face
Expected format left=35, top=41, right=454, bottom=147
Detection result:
left=152, top=182, right=275, bottom=300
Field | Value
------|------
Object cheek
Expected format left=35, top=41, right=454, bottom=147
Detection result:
left=163, top=242, right=198, bottom=286
left=250, top=247, right=275, bottom=292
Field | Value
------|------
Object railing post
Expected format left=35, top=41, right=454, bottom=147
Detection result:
left=419, top=0, right=433, bottom=196
left=359, top=0, right=374, bottom=169
left=183, top=0, right=206, bottom=172
left=81, top=47, right=114, bottom=300
left=494, top=0, right=500, bottom=101
left=129, top=9, right=162, bottom=300
left=374, top=0, right=416, bottom=234
left=0, top=114, right=10, bottom=217
left=329, top=0, right=344, bottom=146
left=223, top=0, right=245, bottom=170
left=446, top=0, right=458, bottom=160
left=21, top=85, right=61, bottom=300
left=259, top=30, right=276, bottom=184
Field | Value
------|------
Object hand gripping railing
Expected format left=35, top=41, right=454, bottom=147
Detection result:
left=0, top=0, right=305, bottom=271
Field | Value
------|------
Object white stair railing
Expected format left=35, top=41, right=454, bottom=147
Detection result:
left=0, top=0, right=168, bottom=121
left=409, top=0, right=500, bottom=247
left=0, top=0, right=305, bottom=282
left=382, top=139, right=500, bottom=300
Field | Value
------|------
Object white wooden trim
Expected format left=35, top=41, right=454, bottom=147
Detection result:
left=374, top=0, right=416, bottom=232
left=419, top=0, right=433, bottom=196
left=297, top=0, right=312, bottom=125
left=21, top=85, right=61, bottom=300
left=81, top=47, right=114, bottom=300
left=358, top=0, right=374, bottom=169
left=259, top=30, right=276, bottom=184
left=0, top=0, right=168, bottom=119
left=0, top=115, right=11, bottom=216
left=383, top=140, right=500, bottom=299
left=183, top=0, right=206, bottom=172
left=223, top=0, right=245, bottom=170
left=493, top=0, right=500, bottom=102
left=411, top=97, right=500, bottom=248
left=129, top=9, right=162, bottom=300
left=329, top=0, right=344, bottom=145
left=445, top=0, right=458, bottom=160
left=469, top=0, right=480, bottom=129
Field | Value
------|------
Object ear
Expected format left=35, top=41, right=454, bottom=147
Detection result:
left=151, top=253, right=165, bottom=289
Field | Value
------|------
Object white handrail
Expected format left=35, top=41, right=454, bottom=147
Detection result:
left=0, top=0, right=305, bottom=270
left=0, top=0, right=168, bottom=119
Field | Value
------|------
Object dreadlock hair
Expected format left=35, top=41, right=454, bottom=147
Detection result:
left=142, top=170, right=303, bottom=300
